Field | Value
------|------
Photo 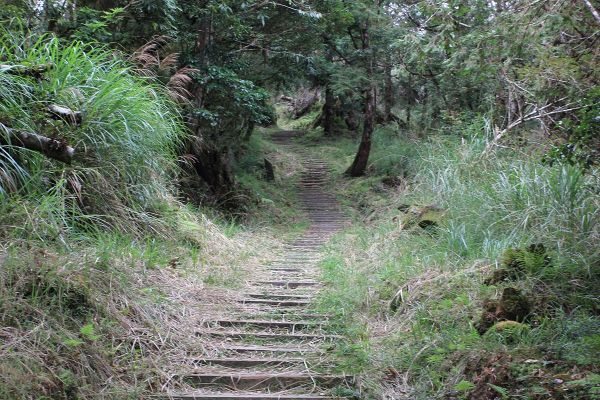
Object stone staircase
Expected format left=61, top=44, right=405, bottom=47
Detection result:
left=162, top=131, right=353, bottom=400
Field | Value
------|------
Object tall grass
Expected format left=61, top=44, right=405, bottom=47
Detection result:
left=0, top=28, right=185, bottom=237
left=315, top=121, right=600, bottom=399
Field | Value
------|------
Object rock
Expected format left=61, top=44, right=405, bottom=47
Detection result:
left=484, top=244, right=552, bottom=285
left=476, top=287, right=531, bottom=334
left=485, top=320, right=530, bottom=343
left=498, top=287, right=531, bottom=321
left=397, top=204, right=445, bottom=233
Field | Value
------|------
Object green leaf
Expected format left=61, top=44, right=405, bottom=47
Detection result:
left=80, top=323, right=100, bottom=341
left=488, top=383, right=509, bottom=399
left=455, top=380, right=475, bottom=392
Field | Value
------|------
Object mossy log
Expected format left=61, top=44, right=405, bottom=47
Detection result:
left=47, top=104, right=83, bottom=126
left=476, top=287, right=531, bottom=334
left=397, top=205, right=445, bottom=232
left=0, top=63, right=53, bottom=78
left=1, top=126, right=74, bottom=164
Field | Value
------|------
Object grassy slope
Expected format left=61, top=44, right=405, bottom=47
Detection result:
left=307, top=122, right=599, bottom=399
left=0, top=30, right=305, bottom=398
left=0, top=127, right=303, bottom=399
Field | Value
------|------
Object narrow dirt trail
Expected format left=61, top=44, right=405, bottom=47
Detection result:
left=165, top=131, right=354, bottom=399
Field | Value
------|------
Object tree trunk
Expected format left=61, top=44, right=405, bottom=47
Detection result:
left=345, top=86, right=374, bottom=176
left=191, top=145, right=235, bottom=197
left=264, top=158, right=275, bottom=181
left=383, top=56, right=394, bottom=122
left=243, top=120, right=255, bottom=141
left=406, top=75, right=413, bottom=126
left=582, top=0, right=600, bottom=25
left=323, top=83, right=335, bottom=135
left=346, top=20, right=374, bottom=177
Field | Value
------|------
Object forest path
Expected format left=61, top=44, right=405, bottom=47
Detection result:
left=164, top=131, right=354, bottom=399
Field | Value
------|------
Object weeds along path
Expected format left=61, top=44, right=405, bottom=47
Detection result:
left=163, top=130, right=354, bottom=399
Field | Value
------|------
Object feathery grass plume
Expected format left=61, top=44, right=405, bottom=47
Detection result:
left=0, top=28, right=185, bottom=237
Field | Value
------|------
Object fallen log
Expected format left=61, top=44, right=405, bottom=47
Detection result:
left=1, top=126, right=75, bottom=164
left=0, top=63, right=53, bottom=78
left=47, top=104, right=83, bottom=126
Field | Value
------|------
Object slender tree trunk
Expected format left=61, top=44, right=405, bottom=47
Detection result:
left=383, top=55, right=394, bottom=122
left=406, top=74, right=413, bottom=126
left=323, top=83, right=335, bottom=135
left=346, top=20, right=374, bottom=177
left=346, top=85, right=374, bottom=176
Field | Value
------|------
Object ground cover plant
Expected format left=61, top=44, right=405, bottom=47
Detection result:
left=0, top=28, right=283, bottom=398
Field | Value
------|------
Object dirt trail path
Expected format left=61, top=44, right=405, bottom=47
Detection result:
left=164, top=131, right=354, bottom=399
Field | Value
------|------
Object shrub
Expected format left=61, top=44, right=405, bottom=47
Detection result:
left=0, top=28, right=185, bottom=237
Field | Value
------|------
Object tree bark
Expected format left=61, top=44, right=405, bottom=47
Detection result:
left=191, top=144, right=235, bottom=197
left=48, top=104, right=83, bottom=126
left=346, top=86, right=374, bottom=176
left=1, top=126, right=74, bottom=164
left=264, top=158, right=275, bottom=181
left=344, top=109, right=360, bottom=132
left=0, top=63, right=53, bottom=79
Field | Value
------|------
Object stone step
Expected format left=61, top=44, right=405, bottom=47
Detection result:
left=245, top=293, right=313, bottom=301
left=197, top=331, right=341, bottom=342
left=204, top=319, right=321, bottom=330
left=266, top=267, right=309, bottom=272
left=218, top=344, right=323, bottom=354
left=181, top=373, right=353, bottom=390
left=160, top=393, right=342, bottom=400
left=191, top=357, right=307, bottom=368
left=252, top=281, right=321, bottom=289
left=232, top=313, right=328, bottom=321
left=237, top=299, right=310, bottom=307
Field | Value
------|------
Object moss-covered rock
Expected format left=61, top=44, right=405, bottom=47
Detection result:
left=476, top=287, right=531, bottom=334
left=485, top=243, right=552, bottom=285
left=397, top=204, right=445, bottom=233
left=485, top=320, right=530, bottom=343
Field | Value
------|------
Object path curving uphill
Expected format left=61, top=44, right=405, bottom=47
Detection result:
left=164, top=131, right=354, bottom=400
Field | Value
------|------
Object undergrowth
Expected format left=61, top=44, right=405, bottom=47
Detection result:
left=315, top=120, right=600, bottom=399
left=0, top=29, right=281, bottom=398
left=0, top=28, right=183, bottom=236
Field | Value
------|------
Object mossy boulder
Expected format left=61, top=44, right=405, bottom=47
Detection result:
left=476, top=287, right=531, bottom=334
left=484, top=243, right=551, bottom=285
left=397, top=204, right=445, bottom=233
left=485, top=320, right=530, bottom=343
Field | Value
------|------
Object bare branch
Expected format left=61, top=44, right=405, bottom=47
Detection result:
left=581, top=0, right=600, bottom=25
